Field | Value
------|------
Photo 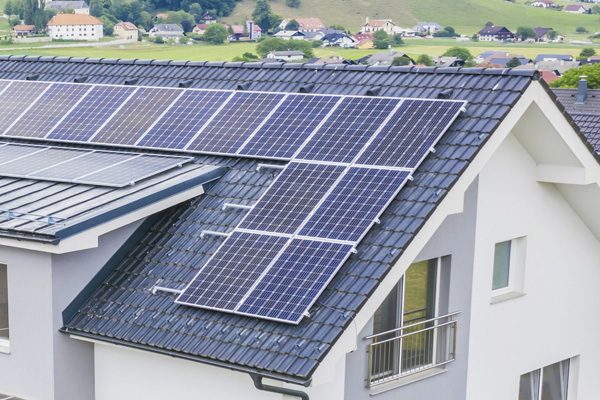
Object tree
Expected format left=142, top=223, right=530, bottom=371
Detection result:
left=181, top=19, right=193, bottom=33
left=506, top=57, right=521, bottom=68
left=547, top=30, right=558, bottom=41
left=391, top=34, right=403, bottom=46
left=179, top=35, right=189, bottom=44
left=579, top=47, right=596, bottom=59
left=188, top=3, right=202, bottom=23
left=203, top=23, right=228, bottom=44
left=285, top=0, right=300, bottom=7
left=99, top=15, right=114, bottom=35
left=286, top=19, right=298, bottom=30
left=392, top=55, right=412, bottom=66
left=165, top=11, right=195, bottom=27
left=516, top=26, right=536, bottom=41
left=311, top=39, right=323, bottom=47
left=374, top=39, right=390, bottom=49
left=329, top=24, right=345, bottom=31
left=416, top=54, right=434, bottom=66
left=139, top=11, right=152, bottom=30
left=433, top=26, right=458, bottom=37
left=550, top=64, right=600, bottom=88
left=60, top=6, right=75, bottom=13
left=485, top=21, right=494, bottom=26
left=255, top=37, right=313, bottom=58
left=89, top=0, right=102, bottom=16
left=4, top=0, right=13, bottom=16
left=9, top=16, right=19, bottom=26
left=373, top=30, right=388, bottom=40
left=576, top=26, right=588, bottom=34
left=154, top=35, right=164, bottom=43
left=593, top=4, right=600, bottom=14
left=442, top=47, right=473, bottom=61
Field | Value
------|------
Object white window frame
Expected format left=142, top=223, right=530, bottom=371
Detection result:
left=519, top=357, right=576, bottom=400
left=491, top=236, right=527, bottom=304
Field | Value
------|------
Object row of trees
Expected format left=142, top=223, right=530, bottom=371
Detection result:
left=5, top=0, right=55, bottom=30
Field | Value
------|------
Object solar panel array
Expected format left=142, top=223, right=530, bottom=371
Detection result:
left=0, top=79, right=465, bottom=324
left=0, top=142, right=192, bottom=187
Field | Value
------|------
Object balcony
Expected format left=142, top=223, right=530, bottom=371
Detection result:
left=364, top=312, right=459, bottom=387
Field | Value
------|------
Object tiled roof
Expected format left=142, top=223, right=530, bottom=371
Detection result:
left=570, top=113, right=600, bottom=152
left=553, top=88, right=600, bottom=114
left=0, top=56, right=545, bottom=382
left=46, top=0, right=89, bottom=10
left=115, top=21, right=137, bottom=30
left=533, top=27, right=552, bottom=39
left=13, top=25, right=35, bottom=31
left=534, top=54, right=573, bottom=63
left=478, top=26, right=512, bottom=35
left=47, top=14, right=102, bottom=26
left=362, top=19, right=393, bottom=27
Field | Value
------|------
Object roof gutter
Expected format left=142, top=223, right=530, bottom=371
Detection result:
left=250, top=373, right=309, bottom=400
left=62, top=329, right=313, bottom=388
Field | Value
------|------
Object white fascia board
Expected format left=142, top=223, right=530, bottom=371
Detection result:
left=0, top=185, right=205, bottom=254
left=311, top=82, right=540, bottom=385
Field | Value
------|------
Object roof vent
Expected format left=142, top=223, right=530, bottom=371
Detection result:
left=124, top=77, right=139, bottom=85
left=73, top=76, right=87, bottom=83
left=236, top=82, right=252, bottom=91
left=576, top=76, right=588, bottom=104
left=299, top=84, right=314, bottom=93
left=438, top=89, right=453, bottom=99
left=178, top=79, right=194, bottom=88
left=25, top=74, right=39, bottom=81
left=365, top=87, right=381, bottom=96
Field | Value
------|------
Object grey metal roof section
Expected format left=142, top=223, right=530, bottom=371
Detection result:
left=0, top=157, right=225, bottom=242
left=0, top=57, right=548, bottom=380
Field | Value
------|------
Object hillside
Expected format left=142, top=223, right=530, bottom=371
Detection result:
left=224, top=0, right=600, bottom=36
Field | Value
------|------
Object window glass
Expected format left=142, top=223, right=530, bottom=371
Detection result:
left=492, top=241, right=511, bottom=290
left=0, top=264, right=8, bottom=340
left=541, top=360, right=569, bottom=400
left=519, top=370, right=540, bottom=400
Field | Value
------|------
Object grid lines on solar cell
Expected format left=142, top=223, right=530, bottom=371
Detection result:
left=299, top=168, right=410, bottom=242
left=236, top=239, right=353, bottom=323
left=5, top=83, right=91, bottom=138
left=357, top=99, right=465, bottom=168
left=295, top=97, right=399, bottom=163
left=0, top=81, right=50, bottom=135
left=237, top=162, right=346, bottom=235
left=92, top=87, right=181, bottom=145
left=238, top=94, right=339, bottom=159
left=186, top=92, right=285, bottom=154
left=33, top=151, right=135, bottom=182
left=138, top=90, right=232, bottom=149
left=0, top=143, right=46, bottom=165
left=47, top=85, right=136, bottom=142
left=0, top=147, right=88, bottom=176
left=78, top=154, right=185, bottom=186
left=176, top=232, right=289, bottom=311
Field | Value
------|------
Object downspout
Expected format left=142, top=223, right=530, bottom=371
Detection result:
left=250, top=373, right=310, bottom=400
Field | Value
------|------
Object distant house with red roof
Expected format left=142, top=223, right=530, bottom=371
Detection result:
left=114, top=22, right=138, bottom=40
left=12, top=25, right=36, bottom=37
left=228, top=21, right=262, bottom=41
left=531, top=0, right=555, bottom=8
left=361, top=17, right=396, bottom=35
left=279, top=18, right=325, bottom=32
left=351, top=33, right=374, bottom=49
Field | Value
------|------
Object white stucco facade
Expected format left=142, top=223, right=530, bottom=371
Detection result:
left=47, top=23, right=103, bottom=41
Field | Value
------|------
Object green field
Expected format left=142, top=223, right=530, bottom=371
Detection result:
left=225, top=0, right=600, bottom=37
left=1, top=38, right=591, bottom=62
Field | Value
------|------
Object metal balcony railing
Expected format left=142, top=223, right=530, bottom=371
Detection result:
left=365, top=311, right=460, bottom=387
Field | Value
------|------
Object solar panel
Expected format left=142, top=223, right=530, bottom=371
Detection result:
left=0, top=81, right=50, bottom=135
left=137, top=90, right=233, bottom=149
left=295, top=97, right=399, bottom=163
left=0, top=147, right=88, bottom=175
left=298, top=168, right=410, bottom=242
left=237, top=162, right=346, bottom=235
left=91, top=87, right=181, bottom=145
left=46, top=85, right=136, bottom=142
left=176, top=231, right=289, bottom=311
left=236, top=239, right=353, bottom=324
left=356, top=99, right=465, bottom=168
left=185, top=92, right=285, bottom=154
left=237, top=94, right=340, bottom=159
left=32, top=151, right=136, bottom=182
left=0, top=143, right=48, bottom=165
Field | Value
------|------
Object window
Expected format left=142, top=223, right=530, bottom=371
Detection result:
left=491, top=237, right=527, bottom=302
left=519, top=359, right=570, bottom=400
left=0, top=264, right=8, bottom=343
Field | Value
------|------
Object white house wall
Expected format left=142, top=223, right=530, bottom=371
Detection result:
left=465, top=131, right=600, bottom=399
left=0, top=220, right=143, bottom=400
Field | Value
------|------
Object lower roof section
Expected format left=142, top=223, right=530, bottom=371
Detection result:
left=0, top=157, right=226, bottom=243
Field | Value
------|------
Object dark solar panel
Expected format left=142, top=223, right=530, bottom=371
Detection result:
left=238, top=162, right=346, bottom=235
left=237, top=239, right=353, bottom=324
left=176, top=232, right=289, bottom=311
left=299, top=168, right=410, bottom=242
left=186, top=91, right=285, bottom=154
left=138, top=90, right=233, bottom=149
left=91, top=87, right=181, bottom=145
left=0, top=81, right=50, bottom=135
left=47, top=85, right=136, bottom=142
left=356, top=99, right=465, bottom=168
left=4, top=83, right=92, bottom=138
left=295, top=97, right=399, bottom=163
left=238, top=94, right=340, bottom=159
